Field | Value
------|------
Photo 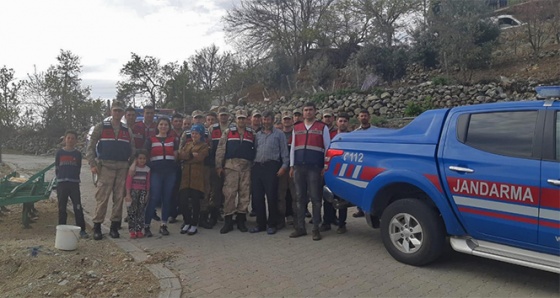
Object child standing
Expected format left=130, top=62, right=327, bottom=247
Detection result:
left=125, top=150, right=151, bottom=239
left=55, top=130, right=88, bottom=238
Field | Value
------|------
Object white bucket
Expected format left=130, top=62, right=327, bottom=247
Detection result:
left=55, top=225, right=81, bottom=251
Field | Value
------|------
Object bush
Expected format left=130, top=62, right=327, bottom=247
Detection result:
left=356, top=45, right=410, bottom=84
left=404, top=96, right=434, bottom=117
left=307, top=54, right=337, bottom=88
left=370, top=115, right=388, bottom=127
left=411, top=27, right=440, bottom=69
left=431, top=76, right=450, bottom=86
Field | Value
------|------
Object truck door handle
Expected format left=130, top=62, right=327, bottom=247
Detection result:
left=449, top=166, right=474, bottom=173
left=547, top=179, right=560, bottom=186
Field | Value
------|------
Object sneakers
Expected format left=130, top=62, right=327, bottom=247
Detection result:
left=136, top=231, right=144, bottom=238
left=130, top=231, right=137, bottom=239
left=336, top=226, right=347, bottom=234
left=249, top=226, right=265, bottom=233
left=180, top=223, right=190, bottom=234
left=312, top=229, right=322, bottom=241
left=144, top=227, right=153, bottom=237
left=168, top=217, right=177, bottom=224
left=319, top=224, right=331, bottom=232
left=159, top=225, right=170, bottom=236
left=266, top=227, right=277, bottom=235
left=187, top=225, right=198, bottom=235
left=79, top=230, right=89, bottom=239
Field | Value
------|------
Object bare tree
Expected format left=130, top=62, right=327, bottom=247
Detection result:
left=224, top=0, right=336, bottom=71
left=317, top=0, right=371, bottom=48
left=358, top=0, right=422, bottom=46
left=522, top=0, right=556, bottom=55
left=189, top=44, right=234, bottom=92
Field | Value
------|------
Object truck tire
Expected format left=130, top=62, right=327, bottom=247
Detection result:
left=380, top=198, right=445, bottom=266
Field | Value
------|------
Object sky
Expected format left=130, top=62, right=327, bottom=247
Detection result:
left=0, top=0, right=238, bottom=99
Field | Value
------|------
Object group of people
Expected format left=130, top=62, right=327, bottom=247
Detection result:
left=56, top=100, right=375, bottom=241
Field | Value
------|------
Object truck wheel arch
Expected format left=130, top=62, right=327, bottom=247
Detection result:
left=363, top=170, right=466, bottom=236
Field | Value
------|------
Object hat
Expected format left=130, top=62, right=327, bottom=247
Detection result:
left=218, top=107, right=229, bottom=116
left=322, top=108, right=334, bottom=117
left=235, top=110, right=248, bottom=118
left=292, top=108, right=302, bottom=115
left=190, top=124, right=205, bottom=135
left=282, top=111, right=293, bottom=119
left=111, top=100, right=125, bottom=110
left=251, top=110, right=262, bottom=117
left=191, top=110, right=204, bottom=118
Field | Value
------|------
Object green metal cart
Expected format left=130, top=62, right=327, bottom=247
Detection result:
left=0, top=162, right=56, bottom=228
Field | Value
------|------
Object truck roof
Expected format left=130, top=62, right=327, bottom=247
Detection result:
left=333, top=100, right=554, bottom=145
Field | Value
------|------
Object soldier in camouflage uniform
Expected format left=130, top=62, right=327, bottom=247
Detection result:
left=86, top=100, right=135, bottom=240
left=215, top=110, right=255, bottom=234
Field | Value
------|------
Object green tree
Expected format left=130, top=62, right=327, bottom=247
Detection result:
left=25, top=50, right=102, bottom=143
left=162, top=62, right=200, bottom=113
left=431, top=0, right=500, bottom=81
left=0, top=66, right=24, bottom=162
left=117, top=53, right=177, bottom=108
left=0, top=66, right=23, bottom=132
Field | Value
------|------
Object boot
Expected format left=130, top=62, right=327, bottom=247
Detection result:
left=199, top=211, right=212, bottom=229
left=220, top=215, right=234, bottom=234
left=237, top=213, right=248, bottom=232
left=208, top=207, right=218, bottom=228
left=93, top=223, right=102, bottom=240
left=109, top=221, right=120, bottom=238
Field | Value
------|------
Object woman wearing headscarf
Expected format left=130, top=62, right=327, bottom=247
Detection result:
left=177, top=124, right=209, bottom=235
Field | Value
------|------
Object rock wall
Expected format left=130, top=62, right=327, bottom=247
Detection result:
left=230, top=80, right=553, bottom=120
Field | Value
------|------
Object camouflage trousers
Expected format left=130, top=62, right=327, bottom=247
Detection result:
left=93, top=160, right=128, bottom=223
left=222, top=168, right=251, bottom=216
left=278, top=172, right=297, bottom=225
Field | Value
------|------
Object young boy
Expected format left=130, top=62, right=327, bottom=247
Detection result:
left=55, top=130, right=88, bottom=238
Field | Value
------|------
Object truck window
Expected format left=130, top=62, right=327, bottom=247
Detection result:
left=464, top=111, right=538, bottom=158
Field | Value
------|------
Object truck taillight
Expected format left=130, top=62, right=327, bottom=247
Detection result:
left=325, top=149, right=344, bottom=171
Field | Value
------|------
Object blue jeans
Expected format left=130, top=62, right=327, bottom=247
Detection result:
left=145, top=170, right=176, bottom=225
left=293, top=165, right=323, bottom=231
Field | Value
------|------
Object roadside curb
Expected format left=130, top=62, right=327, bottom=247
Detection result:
left=81, top=212, right=182, bottom=298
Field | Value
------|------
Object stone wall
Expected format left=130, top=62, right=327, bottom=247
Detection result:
left=230, top=80, right=553, bottom=120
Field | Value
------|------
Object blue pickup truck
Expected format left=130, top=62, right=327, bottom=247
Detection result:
left=323, top=86, right=560, bottom=273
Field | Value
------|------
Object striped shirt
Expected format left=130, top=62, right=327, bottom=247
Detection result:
left=126, top=165, right=151, bottom=191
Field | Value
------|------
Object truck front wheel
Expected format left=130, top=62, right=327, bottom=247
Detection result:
left=380, top=199, right=445, bottom=266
